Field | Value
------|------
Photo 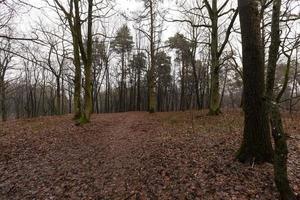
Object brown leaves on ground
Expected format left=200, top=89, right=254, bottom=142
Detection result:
left=0, top=110, right=299, bottom=200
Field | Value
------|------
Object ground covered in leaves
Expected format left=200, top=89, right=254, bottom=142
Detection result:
left=0, top=110, right=299, bottom=199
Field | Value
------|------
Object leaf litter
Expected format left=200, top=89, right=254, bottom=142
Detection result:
left=0, top=110, right=299, bottom=199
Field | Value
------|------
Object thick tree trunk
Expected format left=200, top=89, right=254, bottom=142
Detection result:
left=81, top=54, right=93, bottom=122
left=236, top=0, right=273, bottom=163
left=240, top=89, right=244, bottom=109
left=72, top=25, right=82, bottom=120
left=208, top=0, right=221, bottom=115
left=74, top=0, right=93, bottom=123
left=80, top=0, right=93, bottom=123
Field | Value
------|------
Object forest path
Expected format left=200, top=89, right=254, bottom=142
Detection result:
left=0, top=111, right=299, bottom=199
left=0, top=112, right=168, bottom=199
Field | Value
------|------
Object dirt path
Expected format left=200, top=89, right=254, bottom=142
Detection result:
left=0, top=112, right=299, bottom=199
left=0, top=112, right=162, bottom=199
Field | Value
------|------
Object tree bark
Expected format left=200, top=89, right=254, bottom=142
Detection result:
left=56, top=76, right=61, bottom=115
left=265, top=0, right=296, bottom=198
left=0, top=76, right=6, bottom=121
left=289, top=49, right=298, bottom=113
left=74, top=0, right=93, bottom=123
left=119, top=52, right=125, bottom=112
left=81, top=0, right=93, bottom=123
left=137, top=66, right=141, bottom=111
left=71, top=9, right=82, bottom=120
left=236, top=0, right=273, bottom=163
left=180, top=56, right=186, bottom=111
left=271, top=106, right=296, bottom=200
left=105, top=61, right=110, bottom=113
left=208, top=0, right=221, bottom=115
left=61, top=74, right=65, bottom=115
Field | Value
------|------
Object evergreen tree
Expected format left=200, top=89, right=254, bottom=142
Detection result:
left=112, top=25, right=134, bottom=112
left=167, top=33, right=192, bottom=111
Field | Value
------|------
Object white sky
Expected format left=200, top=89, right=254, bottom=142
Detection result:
left=14, top=0, right=180, bottom=42
left=8, top=0, right=300, bottom=63
left=2, top=0, right=299, bottom=84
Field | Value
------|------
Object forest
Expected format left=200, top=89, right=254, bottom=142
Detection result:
left=0, top=0, right=300, bottom=199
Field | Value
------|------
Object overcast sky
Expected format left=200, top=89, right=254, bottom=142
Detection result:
left=14, top=0, right=181, bottom=42
left=3, top=0, right=299, bottom=81
left=10, top=0, right=300, bottom=62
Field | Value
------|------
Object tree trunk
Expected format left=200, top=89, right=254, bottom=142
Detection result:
left=157, top=81, right=161, bottom=111
left=137, top=67, right=141, bottom=111
left=105, top=61, right=110, bottom=113
left=56, top=76, right=61, bottom=115
left=266, top=0, right=281, bottom=100
left=92, top=65, right=100, bottom=114
left=72, top=24, right=82, bottom=120
left=0, top=76, right=6, bottom=121
left=133, top=69, right=137, bottom=111
left=265, top=0, right=296, bottom=198
left=208, top=0, right=221, bottom=115
left=289, top=49, right=298, bottom=113
left=68, top=84, right=72, bottom=114
left=271, top=105, right=296, bottom=200
left=191, top=53, right=201, bottom=110
left=219, top=66, right=228, bottom=108
left=61, top=74, right=65, bottom=115
left=119, top=52, right=125, bottom=112
left=148, top=0, right=156, bottom=113
left=81, top=0, right=93, bottom=123
left=236, top=0, right=273, bottom=163
left=180, top=57, right=186, bottom=111
left=75, top=0, right=93, bottom=124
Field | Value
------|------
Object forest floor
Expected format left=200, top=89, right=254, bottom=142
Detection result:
left=0, top=110, right=299, bottom=200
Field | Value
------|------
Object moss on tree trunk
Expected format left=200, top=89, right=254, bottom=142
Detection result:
left=208, top=0, right=221, bottom=116
left=271, top=105, right=296, bottom=200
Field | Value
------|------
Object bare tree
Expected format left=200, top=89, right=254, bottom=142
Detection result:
left=265, top=0, right=297, bottom=198
left=0, top=37, right=13, bottom=121
left=202, top=0, right=238, bottom=115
